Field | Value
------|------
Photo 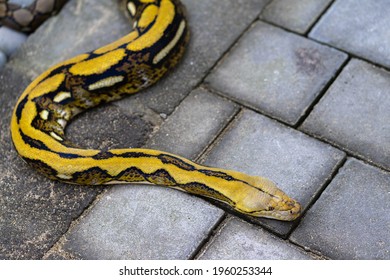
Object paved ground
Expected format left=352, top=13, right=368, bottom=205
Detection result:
left=0, top=0, right=389, bottom=260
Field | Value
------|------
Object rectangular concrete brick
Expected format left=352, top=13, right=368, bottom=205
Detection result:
left=199, top=217, right=319, bottom=260
left=203, top=110, right=345, bottom=236
left=66, top=104, right=154, bottom=150
left=310, top=0, right=390, bottom=68
left=58, top=185, right=224, bottom=260
left=206, top=21, right=347, bottom=125
left=290, top=158, right=390, bottom=259
left=46, top=88, right=238, bottom=259
left=261, top=0, right=333, bottom=34
left=146, top=88, right=239, bottom=159
left=301, top=59, right=390, bottom=170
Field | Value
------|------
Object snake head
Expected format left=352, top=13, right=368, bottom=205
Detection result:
left=236, top=176, right=301, bottom=221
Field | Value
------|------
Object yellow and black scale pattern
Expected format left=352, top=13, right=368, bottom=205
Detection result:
left=10, top=0, right=301, bottom=221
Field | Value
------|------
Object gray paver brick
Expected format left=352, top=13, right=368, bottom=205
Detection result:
left=146, top=88, right=239, bottom=159
left=66, top=105, right=153, bottom=150
left=203, top=110, right=345, bottom=236
left=60, top=185, right=223, bottom=260
left=206, top=21, right=347, bottom=125
left=301, top=59, right=390, bottom=170
left=310, top=0, right=390, bottom=69
left=261, top=0, right=333, bottom=34
left=199, top=217, right=317, bottom=260
left=50, top=87, right=238, bottom=259
left=290, top=158, right=390, bottom=259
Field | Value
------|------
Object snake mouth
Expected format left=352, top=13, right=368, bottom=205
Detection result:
left=272, top=200, right=301, bottom=221
left=251, top=200, right=302, bottom=221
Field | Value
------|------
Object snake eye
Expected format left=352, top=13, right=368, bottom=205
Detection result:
left=268, top=207, right=274, bottom=211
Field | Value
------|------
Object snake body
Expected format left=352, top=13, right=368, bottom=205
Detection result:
left=10, top=0, right=301, bottom=221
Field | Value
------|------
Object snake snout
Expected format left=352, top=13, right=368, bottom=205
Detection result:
left=288, top=200, right=301, bottom=216
left=276, top=198, right=301, bottom=221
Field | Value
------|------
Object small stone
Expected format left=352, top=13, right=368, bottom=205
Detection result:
left=36, top=0, right=55, bottom=14
left=0, top=3, right=7, bottom=17
left=13, top=9, right=34, bottom=27
left=12, top=0, right=36, bottom=6
left=0, top=26, right=27, bottom=56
